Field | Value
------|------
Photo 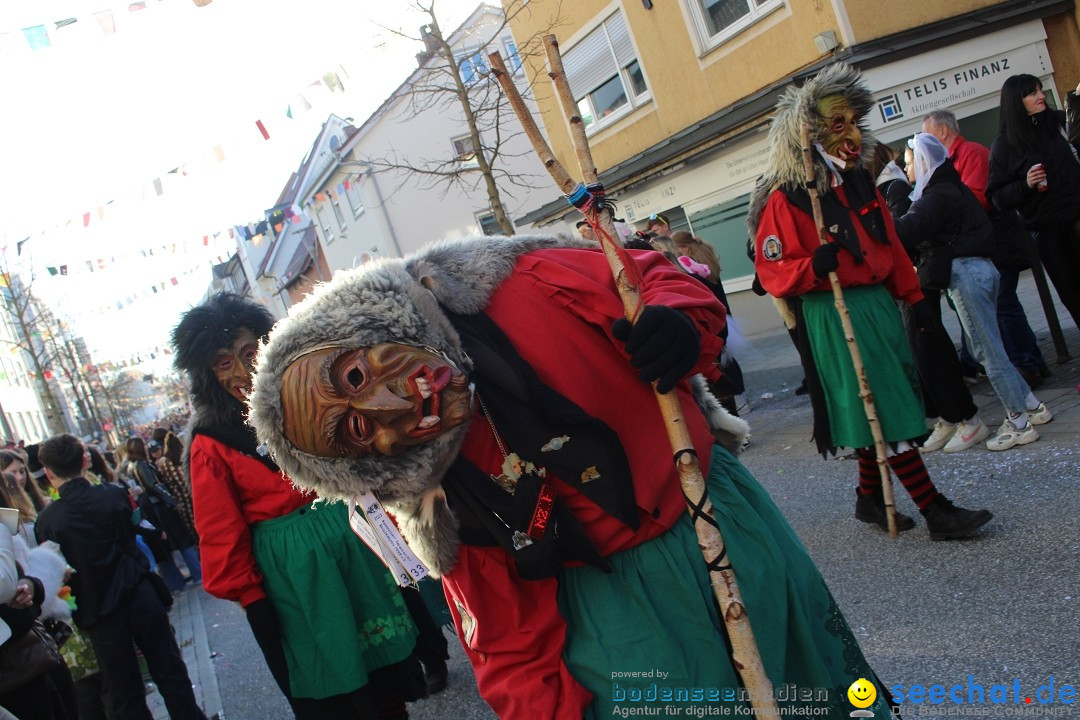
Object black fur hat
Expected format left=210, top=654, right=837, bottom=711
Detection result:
left=171, top=293, right=275, bottom=428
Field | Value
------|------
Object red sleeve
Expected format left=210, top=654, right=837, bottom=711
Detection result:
left=956, top=143, right=991, bottom=211
left=753, top=192, right=821, bottom=298
left=189, top=436, right=266, bottom=607
left=635, top=250, right=727, bottom=369
left=878, top=200, right=924, bottom=306
left=523, top=248, right=727, bottom=379
left=441, top=545, right=591, bottom=719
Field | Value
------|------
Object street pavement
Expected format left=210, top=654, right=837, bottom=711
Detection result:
left=153, top=270, right=1077, bottom=719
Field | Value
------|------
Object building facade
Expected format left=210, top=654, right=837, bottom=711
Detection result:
left=510, top=0, right=1079, bottom=292
left=305, top=2, right=576, bottom=270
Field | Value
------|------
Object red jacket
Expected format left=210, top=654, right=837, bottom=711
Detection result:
left=189, top=434, right=315, bottom=607
left=440, top=247, right=726, bottom=719
left=949, top=135, right=991, bottom=211
left=754, top=185, right=923, bottom=305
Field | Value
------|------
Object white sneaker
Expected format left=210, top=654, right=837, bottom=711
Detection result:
left=942, top=419, right=990, bottom=453
left=985, top=418, right=1040, bottom=452
left=921, top=421, right=957, bottom=453
left=1028, top=403, right=1053, bottom=426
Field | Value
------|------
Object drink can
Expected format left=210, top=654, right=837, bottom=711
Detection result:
left=1035, top=163, right=1049, bottom=191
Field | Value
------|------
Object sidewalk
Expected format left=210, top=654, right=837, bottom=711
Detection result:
left=729, top=267, right=1080, bottom=443
left=147, top=586, right=223, bottom=720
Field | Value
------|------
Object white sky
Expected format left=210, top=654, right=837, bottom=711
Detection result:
left=0, top=0, right=482, bottom=372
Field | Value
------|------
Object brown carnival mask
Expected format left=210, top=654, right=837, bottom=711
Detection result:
left=817, top=93, right=863, bottom=170
left=279, top=342, right=472, bottom=458
left=214, top=327, right=260, bottom=403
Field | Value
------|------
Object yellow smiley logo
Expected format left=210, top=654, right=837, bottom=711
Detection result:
left=847, top=678, right=877, bottom=709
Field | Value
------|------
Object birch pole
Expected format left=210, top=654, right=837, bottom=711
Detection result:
left=799, top=122, right=898, bottom=537
left=490, top=43, right=778, bottom=712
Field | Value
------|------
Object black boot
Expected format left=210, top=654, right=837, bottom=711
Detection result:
left=854, top=488, right=916, bottom=531
left=920, top=496, right=993, bottom=540
left=423, top=658, right=448, bottom=695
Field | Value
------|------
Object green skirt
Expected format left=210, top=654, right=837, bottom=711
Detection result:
left=251, top=501, right=417, bottom=699
left=558, top=445, right=893, bottom=719
left=801, top=284, right=926, bottom=449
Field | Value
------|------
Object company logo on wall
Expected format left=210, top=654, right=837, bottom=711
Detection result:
left=877, top=94, right=905, bottom=123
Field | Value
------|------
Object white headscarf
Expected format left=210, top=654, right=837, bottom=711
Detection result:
left=907, top=132, right=949, bottom=202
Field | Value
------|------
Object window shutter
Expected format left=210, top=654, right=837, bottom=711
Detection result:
left=606, top=13, right=636, bottom=69
left=563, top=18, right=619, bottom=99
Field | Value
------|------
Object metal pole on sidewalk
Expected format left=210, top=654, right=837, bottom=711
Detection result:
left=1024, top=234, right=1071, bottom=363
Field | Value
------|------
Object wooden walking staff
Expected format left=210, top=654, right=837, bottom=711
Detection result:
left=489, top=42, right=778, bottom=713
left=798, top=122, right=898, bottom=537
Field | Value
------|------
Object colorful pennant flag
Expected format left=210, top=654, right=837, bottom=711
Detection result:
left=256, top=120, right=270, bottom=140
left=22, top=26, right=50, bottom=50
left=95, top=11, right=115, bottom=35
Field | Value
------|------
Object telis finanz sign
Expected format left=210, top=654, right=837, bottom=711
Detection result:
left=867, top=42, right=1052, bottom=131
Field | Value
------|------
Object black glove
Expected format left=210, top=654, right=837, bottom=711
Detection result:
left=911, top=297, right=937, bottom=333
left=245, top=597, right=282, bottom=640
left=811, top=243, right=843, bottom=278
left=751, top=274, right=768, bottom=297
left=612, top=305, right=701, bottom=394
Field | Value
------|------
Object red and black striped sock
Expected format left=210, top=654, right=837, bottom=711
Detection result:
left=856, top=448, right=882, bottom=496
left=886, top=448, right=940, bottom=509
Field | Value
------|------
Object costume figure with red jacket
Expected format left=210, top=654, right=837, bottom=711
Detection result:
left=248, top=234, right=900, bottom=719
left=749, top=63, right=991, bottom=539
left=171, top=294, right=425, bottom=720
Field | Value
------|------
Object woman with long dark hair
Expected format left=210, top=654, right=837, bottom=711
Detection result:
left=0, top=450, right=49, bottom=516
left=173, top=293, right=424, bottom=719
left=125, top=437, right=201, bottom=590
left=986, top=74, right=1080, bottom=329
left=156, top=433, right=197, bottom=542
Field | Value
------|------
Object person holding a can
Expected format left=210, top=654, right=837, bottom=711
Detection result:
left=987, top=74, right=1080, bottom=330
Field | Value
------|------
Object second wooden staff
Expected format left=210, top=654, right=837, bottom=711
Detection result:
left=798, top=121, right=898, bottom=536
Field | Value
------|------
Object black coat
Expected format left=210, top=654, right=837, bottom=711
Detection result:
left=893, top=160, right=993, bottom=290
left=986, top=102, right=1080, bottom=231
left=35, top=478, right=148, bottom=629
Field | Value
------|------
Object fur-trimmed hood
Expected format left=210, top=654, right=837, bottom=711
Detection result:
left=247, top=234, right=750, bottom=575
left=249, top=235, right=582, bottom=504
left=747, top=63, right=877, bottom=237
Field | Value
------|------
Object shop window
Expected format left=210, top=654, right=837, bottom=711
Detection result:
left=563, top=12, right=650, bottom=132
left=689, top=0, right=784, bottom=50
left=687, top=194, right=755, bottom=281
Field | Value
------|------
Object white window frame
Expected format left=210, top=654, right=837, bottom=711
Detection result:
left=316, top=205, right=335, bottom=244
left=686, top=0, right=784, bottom=52
left=345, top=181, right=364, bottom=217
left=455, top=47, right=489, bottom=87
left=503, top=38, right=524, bottom=76
left=476, top=211, right=504, bottom=236
left=331, top=197, right=346, bottom=229
left=562, top=11, right=651, bottom=136
left=451, top=134, right=479, bottom=167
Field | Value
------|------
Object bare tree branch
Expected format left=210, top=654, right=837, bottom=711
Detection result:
left=361, top=0, right=564, bottom=235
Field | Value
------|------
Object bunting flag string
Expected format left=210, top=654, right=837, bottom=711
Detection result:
left=9, top=40, right=348, bottom=246
left=57, top=253, right=232, bottom=319
left=36, top=231, right=235, bottom=279
left=1, top=1, right=210, bottom=54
